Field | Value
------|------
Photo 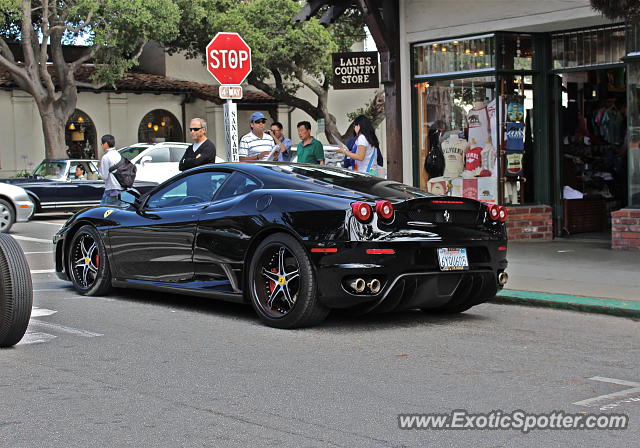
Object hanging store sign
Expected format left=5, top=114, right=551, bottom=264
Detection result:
left=332, top=51, right=379, bottom=90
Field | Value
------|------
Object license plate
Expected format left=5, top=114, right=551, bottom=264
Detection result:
left=437, top=248, right=469, bottom=271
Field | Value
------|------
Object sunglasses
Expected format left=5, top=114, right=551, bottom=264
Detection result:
left=253, top=119, right=267, bottom=124
left=189, top=127, right=202, bottom=132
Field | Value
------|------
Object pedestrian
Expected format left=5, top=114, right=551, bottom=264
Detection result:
left=337, top=115, right=379, bottom=174
left=295, top=121, right=325, bottom=165
left=98, top=134, right=125, bottom=206
left=239, top=112, right=276, bottom=162
left=267, top=121, right=292, bottom=162
left=179, top=118, right=217, bottom=171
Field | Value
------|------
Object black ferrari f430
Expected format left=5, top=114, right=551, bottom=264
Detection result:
left=54, top=163, right=509, bottom=328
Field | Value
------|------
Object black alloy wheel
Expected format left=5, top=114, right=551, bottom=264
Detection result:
left=248, top=233, right=329, bottom=329
left=0, top=199, right=16, bottom=233
left=68, top=225, right=112, bottom=296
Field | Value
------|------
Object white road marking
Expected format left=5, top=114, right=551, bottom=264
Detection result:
left=34, top=288, right=66, bottom=292
left=24, top=251, right=53, bottom=254
left=573, top=377, right=640, bottom=409
left=16, top=331, right=57, bottom=345
left=29, top=319, right=103, bottom=337
left=31, top=307, right=58, bottom=317
left=62, top=296, right=114, bottom=302
left=12, top=235, right=52, bottom=243
left=31, top=269, right=55, bottom=274
left=31, top=221, right=64, bottom=226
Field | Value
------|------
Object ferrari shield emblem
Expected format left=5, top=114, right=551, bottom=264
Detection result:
left=104, top=209, right=114, bottom=218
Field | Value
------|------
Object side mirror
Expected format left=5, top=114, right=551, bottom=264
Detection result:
left=119, top=190, right=140, bottom=207
left=139, top=155, right=152, bottom=165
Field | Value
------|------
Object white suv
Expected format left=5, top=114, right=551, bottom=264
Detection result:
left=118, top=142, right=225, bottom=183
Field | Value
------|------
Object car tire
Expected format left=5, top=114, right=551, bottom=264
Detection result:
left=67, top=225, right=112, bottom=296
left=248, top=233, right=329, bottom=329
left=0, top=198, right=16, bottom=233
left=0, top=233, right=33, bottom=347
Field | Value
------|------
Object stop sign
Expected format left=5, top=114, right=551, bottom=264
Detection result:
left=206, top=32, right=252, bottom=85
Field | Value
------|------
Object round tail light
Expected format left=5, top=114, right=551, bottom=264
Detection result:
left=488, top=204, right=500, bottom=220
left=352, top=202, right=373, bottom=222
left=375, top=200, right=394, bottom=220
left=498, top=206, right=507, bottom=222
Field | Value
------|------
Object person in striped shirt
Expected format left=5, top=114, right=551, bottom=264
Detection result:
left=239, top=112, right=276, bottom=162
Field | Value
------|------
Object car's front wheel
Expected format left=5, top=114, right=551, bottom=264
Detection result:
left=248, top=233, right=329, bottom=329
left=67, top=225, right=112, bottom=296
left=0, top=199, right=16, bottom=233
left=0, top=234, right=32, bottom=347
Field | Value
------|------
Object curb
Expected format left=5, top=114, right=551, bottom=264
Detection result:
left=491, top=290, right=640, bottom=319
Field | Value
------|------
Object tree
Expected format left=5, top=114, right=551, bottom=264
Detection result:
left=167, top=0, right=382, bottom=142
left=590, top=0, right=640, bottom=19
left=0, top=0, right=181, bottom=159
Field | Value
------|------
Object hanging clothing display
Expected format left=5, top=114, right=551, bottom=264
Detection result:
left=441, top=134, right=468, bottom=178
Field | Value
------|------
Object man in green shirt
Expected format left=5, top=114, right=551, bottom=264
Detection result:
left=295, top=121, right=325, bottom=164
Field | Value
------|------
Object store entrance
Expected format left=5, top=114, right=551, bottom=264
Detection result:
left=556, top=67, right=628, bottom=238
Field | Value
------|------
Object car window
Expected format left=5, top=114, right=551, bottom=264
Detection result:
left=119, top=146, right=149, bottom=160
left=146, top=147, right=170, bottom=163
left=33, top=161, right=67, bottom=179
left=146, top=171, right=230, bottom=209
left=169, top=146, right=187, bottom=162
left=215, top=173, right=260, bottom=200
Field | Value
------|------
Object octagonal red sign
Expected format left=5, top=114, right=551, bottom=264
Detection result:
left=206, top=32, right=252, bottom=85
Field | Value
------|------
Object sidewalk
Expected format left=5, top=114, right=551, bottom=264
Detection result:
left=493, top=239, right=640, bottom=318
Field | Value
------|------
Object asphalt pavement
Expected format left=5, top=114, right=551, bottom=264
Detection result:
left=1, top=214, right=638, bottom=447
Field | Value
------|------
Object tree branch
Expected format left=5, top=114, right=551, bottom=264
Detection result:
left=39, top=0, right=56, bottom=99
left=20, top=0, right=37, bottom=75
left=0, top=52, right=33, bottom=91
left=284, top=60, right=325, bottom=97
left=248, top=73, right=321, bottom=120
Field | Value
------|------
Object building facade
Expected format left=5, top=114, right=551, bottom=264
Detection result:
left=399, top=0, right=640, bottom=248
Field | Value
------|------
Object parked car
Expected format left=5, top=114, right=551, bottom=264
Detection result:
left=1, top=159, right=157, bottom=214
left=0, top=182, right=35, bottom=232
left=290, top=144, right=344, bottom=167
left=118, top=142, right=225, bottom=183
left=54, top=162, right=508, bottom=329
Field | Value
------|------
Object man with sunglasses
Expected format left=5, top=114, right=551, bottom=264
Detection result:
left=239, top=112, right=276, bottom=162
left=178, top=118, right=217, bottom=171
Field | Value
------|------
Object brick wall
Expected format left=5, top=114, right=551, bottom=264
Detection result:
left=611, top=209, right=640, bottom=250
left=505, top=205, right=553, bottom=241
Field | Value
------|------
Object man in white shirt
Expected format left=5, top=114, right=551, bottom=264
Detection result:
left=239, top=112, right=275, bottom=161
left=98, top=134, right=125, bottom=206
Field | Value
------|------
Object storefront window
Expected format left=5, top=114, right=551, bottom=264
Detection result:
left=138, top=109, right=183, bottom=143
left=416, top=75, right=499, bottom=203
left=552, top=25, right=626, bottom=70
left=628, top=62, right=640, bottom=207
left=414, top=35, right=495, bottom=76
left=499, top=34, right=534, bottom=71
left=65, top=109, right=96, bottom=159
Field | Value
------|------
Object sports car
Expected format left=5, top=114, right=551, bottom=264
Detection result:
left=1, top=159, right=158, bottom=214
left=53, top=162, right=509, bottom=328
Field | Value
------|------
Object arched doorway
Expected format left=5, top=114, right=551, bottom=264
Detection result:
left=65, top=109, right=97, bottom=159
left=138, top=109, right=183, bottom=143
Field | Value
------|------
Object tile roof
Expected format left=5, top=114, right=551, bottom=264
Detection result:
left=0, top=66, right=274, bottom=104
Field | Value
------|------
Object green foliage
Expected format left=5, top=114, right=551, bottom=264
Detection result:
left=12, top=169, right=31, bottom=178
left=168, top=0, right=365, bottom=96
left=590, top=0, right=640, bottom=20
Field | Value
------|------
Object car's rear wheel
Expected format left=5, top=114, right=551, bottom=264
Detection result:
left=0, top=233, right=33, bottom=347
left=0, top=199, right=16, bottom=233
left=248, top=233, right=329, bottom=329
left=68, top=225, right=112, bottom=296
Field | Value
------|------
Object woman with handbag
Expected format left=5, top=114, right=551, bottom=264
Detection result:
left=337, top=115, right=380, bottom=175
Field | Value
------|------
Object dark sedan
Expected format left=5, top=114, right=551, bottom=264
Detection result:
left=54, top=162, right=509, bottom=328
left=2, top=159, right=157, bottom=214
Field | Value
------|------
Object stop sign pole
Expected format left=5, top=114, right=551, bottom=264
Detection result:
left=206, top=32, right=252, bottom=162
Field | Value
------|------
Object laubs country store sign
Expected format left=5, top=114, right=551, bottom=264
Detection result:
left=332, top=51, right=379, bottom=90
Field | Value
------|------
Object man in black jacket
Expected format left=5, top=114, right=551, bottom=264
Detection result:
left=179, top=118, right=217, bottom=171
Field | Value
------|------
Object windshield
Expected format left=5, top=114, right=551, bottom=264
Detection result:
left=265, top=164, right=435, bottom=200
left=32, top=161, right=67, bottom=179
left=119, top=146, right=149, bottom=161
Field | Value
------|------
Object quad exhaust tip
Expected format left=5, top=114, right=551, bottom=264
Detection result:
left=368, top=278, right=381, bottom=294
left=349, top=278, right=366, bottom=293
left=498, top=272, right=508, bottom=286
